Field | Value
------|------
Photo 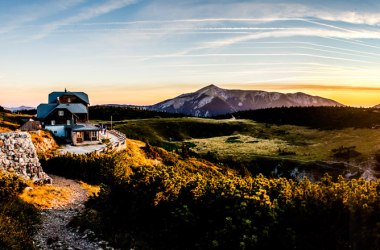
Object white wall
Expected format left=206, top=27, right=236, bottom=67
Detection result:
left=45, top=125, right=65, bottom=137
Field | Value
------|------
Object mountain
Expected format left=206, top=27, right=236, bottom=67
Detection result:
left=5, top=106, right=35, bottom=112
left=373, top=104, right=380, bottom=109
left=150, top=84, right=344, bottom=117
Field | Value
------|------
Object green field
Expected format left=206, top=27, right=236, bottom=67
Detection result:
left=107, top=117, right=380, bottom=166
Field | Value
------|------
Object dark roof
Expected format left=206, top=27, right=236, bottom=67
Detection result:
left=37, top=103, right=88, bottom=119
left=37, top=104, right=56, bottom=119
left=48, top=91, right=89, bottom=104
left=20, top=120, right=42, bottom=131
left=72, top=123, right=100, bottom=132
left=56, top=103, right=88, bottom=114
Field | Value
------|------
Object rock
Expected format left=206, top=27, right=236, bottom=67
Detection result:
left=0, top=132, right=51, bottom=182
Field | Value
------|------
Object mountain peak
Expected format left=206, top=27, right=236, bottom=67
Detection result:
left=197, top=84, right=221, bottom=91
left=151, top=85, right=344, bottom=117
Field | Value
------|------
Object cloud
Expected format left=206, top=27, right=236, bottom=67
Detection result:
left=138, top=1, right=380, bottom=26
left=230, top=83, right=380, bottom=92
left=0, top=0, right=85, bottom=35
left=193, top=27, right=380, bottom=56
left=32, top=0, right=139, bottom=40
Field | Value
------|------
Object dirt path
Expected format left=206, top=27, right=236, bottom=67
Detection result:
left=33, top=175, right=114, bottom=250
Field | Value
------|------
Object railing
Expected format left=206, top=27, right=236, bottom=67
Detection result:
left=93, top=129, right=127, bottom=155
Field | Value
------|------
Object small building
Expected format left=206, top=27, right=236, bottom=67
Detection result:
left=36, top=89, right=100, bottom=145
left=20, top=119, right=42, bottom=133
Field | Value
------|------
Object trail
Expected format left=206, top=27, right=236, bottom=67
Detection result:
left=33, top=175, right=114, bottom=250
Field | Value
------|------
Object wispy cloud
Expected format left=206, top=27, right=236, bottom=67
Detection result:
left=32, top=0, right=139, bottom=40
left=0, top=0, right=85, bottom=35
left=202, top=28, right=380, bottom=48
left=108, top=52, right=377, bottom=65
left=139, top=1, right=380, bottom=26
left=232, top=84, right=380, bottom=92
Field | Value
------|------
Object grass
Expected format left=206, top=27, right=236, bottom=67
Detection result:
left=20, top=183, right=72, bottom=209
left=0, top=112, right=33, bottom=131
left=102, top=117, right=380, bottom=164
left=105, top=117, right=253, bottom=146
left=189, top=125, right=380, bottom=163
left=0, top=127, right=11, bottom=132
left=79, top=181, right=100, bottom=197
left=191, top=134, right=291, bottom=159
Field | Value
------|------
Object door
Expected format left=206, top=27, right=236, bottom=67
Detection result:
left=84, top=131, right=90, bottom=141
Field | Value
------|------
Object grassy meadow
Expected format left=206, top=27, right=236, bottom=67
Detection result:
left=106, top=117, right=380, bottom=163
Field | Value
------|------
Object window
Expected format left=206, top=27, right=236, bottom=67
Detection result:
left=53, top=131, right=57, bottom=134
left=91, top=131, right=97, bottom=137
left=51, top=120, right=55, bottom=125
left=67, top=120, right=71, bottom=125
left=67, top=97, right=71, bottom=103
left=58, top=110, right=64, bottom=116
left=77, top=132, right=82, bottom=138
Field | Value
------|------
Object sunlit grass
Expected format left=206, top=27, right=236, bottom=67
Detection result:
left=187, top=122, right=380, bottom=162
left=189, top=134, right=293, bottom=158
left=79, top=181, right=100, bottom=197
left=0, top=126, right=12, bottom=132
left=100, top=117, right=380, bottom=163
left=20, top=184, right=72, bottom=209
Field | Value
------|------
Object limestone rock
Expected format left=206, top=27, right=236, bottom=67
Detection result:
left=0, top=132, right=51, bottom=183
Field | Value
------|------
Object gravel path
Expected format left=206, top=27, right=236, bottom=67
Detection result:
left=33, top=175, right=114, bottom=250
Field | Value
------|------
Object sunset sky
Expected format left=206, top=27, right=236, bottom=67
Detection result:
left=1, top=0, right=380, bottom=107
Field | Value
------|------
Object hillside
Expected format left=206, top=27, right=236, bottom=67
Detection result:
left=111, top=117, right=380, bottom=180
left=0, top=108, right=58, bottom=154
left=227, top=106, right=380, bottom=129
left=0, top=107, right=30, bottom=131
left=40, top=139, right=380, bottom=250
left=89, top=105, right=187, bottom=121
left=150, top=84, right=343, bottom=117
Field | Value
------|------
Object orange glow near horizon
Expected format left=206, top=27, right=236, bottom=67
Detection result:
left=2, top=83, right=380, bottom=108
left=90, top=84, right=380, bottom=108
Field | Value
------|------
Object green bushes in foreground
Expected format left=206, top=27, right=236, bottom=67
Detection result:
left=63, top=147, right=380, bottom=250
left=40, top=152, right=127, bottom=185
left=0, top=173, right=40, bottom=250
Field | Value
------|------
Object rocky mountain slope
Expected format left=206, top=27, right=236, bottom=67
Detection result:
left=150, top=84, right=344, bottom=117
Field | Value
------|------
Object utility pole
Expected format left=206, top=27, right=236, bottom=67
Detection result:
left=111, top=115, right=113, bottom=131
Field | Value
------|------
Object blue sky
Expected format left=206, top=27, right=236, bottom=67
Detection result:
left=2, top=0, right=380, bottom=107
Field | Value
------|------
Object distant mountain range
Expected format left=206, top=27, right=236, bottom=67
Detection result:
left=149, top=84, right=344, bottom=117
left=4, top=106, right=35, bottom=112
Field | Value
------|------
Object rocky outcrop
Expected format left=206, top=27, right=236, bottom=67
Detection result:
left=30, top=131, right=58, bottom=155
left=0, top=132, right=51, bottom=183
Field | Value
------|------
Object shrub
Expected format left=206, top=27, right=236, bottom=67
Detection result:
left=69, top=147, right=380, bottom=249
left=0, top=173, right=40, bottom=249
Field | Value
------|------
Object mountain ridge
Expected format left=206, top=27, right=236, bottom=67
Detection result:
left=150, top=84, right=344, bottom=117
left=4, top=106, right=35, bottom=112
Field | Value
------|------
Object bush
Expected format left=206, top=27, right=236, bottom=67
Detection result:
left=0, top=173, right=27, bottom=199
left=70, top=148, right=380, bottom=249
left=40, top=152, right=128, bottom=185
left=0, top=173, right=40, bottom=249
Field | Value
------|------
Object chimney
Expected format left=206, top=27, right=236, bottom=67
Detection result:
left=65, top=88, right=67, bottom=93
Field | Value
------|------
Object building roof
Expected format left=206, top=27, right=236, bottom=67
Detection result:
left=20, top=120, right=42, bottom=131
left=72, top=123, right=100, bottom=132
left=37, top=103, right=88, bottom=119
left=36, top=104, right=57, bottom=119
left=56, top=103, right=88, bottom=114
left=48, top=91, right=89, bottom=104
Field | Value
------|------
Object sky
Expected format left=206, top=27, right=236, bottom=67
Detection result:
left=2, top=0, right=380, bottom=107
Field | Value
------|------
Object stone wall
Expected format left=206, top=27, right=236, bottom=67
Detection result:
left=0, top=132, right=51, bottom=183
